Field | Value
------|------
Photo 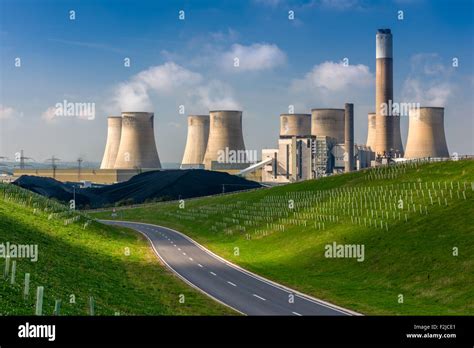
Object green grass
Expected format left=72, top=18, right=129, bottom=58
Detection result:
left=0, top=185, right=233, bottom=315
left=92, top=160, right=474, bottom=315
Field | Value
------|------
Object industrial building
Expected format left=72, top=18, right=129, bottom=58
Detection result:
left=259, top=104, right=373, bottom=184
left=181, top=115, right=210, bottom=169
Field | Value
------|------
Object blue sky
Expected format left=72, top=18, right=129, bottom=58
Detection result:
left=1, top=0, right=473, bottom=163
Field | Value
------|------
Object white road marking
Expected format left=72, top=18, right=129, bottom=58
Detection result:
left=178, top=248, right=181, bottom=251
left=210, top=271, right=217, bottom=276
left=253, top=294, right=266, bottom=301
left=227, top=281, right=237, bottom=287
left=183, top=252, right=186, bottom=256
left=189, top=257, right=193, bottom=261
left=292, top=311, right=302, bottom=316
left=106, top=220, right=357, bottom=316
left=198, top=264, right=203, bottom=268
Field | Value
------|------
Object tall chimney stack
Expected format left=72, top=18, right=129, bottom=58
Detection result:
left=344, top=103, right=354, bottom=172
left=374, top=29, right=403, bottom=157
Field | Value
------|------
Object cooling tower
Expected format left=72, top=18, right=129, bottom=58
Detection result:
left=113, top=112, right=161, bottom=169
left=279, top=114, right=311, bottom=137
left=181, top=115, right=210, bottom=169
left=344, top=103, right=354, bottom=173
left=366, top=112, right=376, bottom=150
left=203, top=110, right=246, bottom=170
left=311, top=109, right=345, bottom=143
left=100, top=116, right=122, bottom=169
left=405, top=107, right=449, bottom=159
left=374, top=29, right=404, bottom=157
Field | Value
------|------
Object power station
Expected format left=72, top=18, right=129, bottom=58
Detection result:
left=366, top=112, right=376, bottom=151
left=100, top=116, right=122, bottom=169
left=374, top=29, right=404, bottom=158
left=311, top=109, right=345, bottom=143
left=344, top=104, right=354, bottom=173
left=259, top=103, right=371, bottom=184
left=12, top=28, right=454, bottom=186
left=203, top=110, right=247, bottom=170
left=113, top=112, right=161, bottom=169
left=280, top=114, right=311, bottom=137
left=181, top=115, right=210, bottom=169
left=405, top=107, right=449, bottom=159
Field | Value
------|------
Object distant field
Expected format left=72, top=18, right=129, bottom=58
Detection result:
left=93, top=160, right=474, bottom=315
left=0, top=185, right=233, bottom=315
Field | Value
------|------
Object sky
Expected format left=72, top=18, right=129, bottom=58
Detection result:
left=0, top=0, right=473, bottom=164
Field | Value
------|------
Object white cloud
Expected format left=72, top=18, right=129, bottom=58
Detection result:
left=401, top=53, right=454, bottom=106
left=291, top=61, right=372, bottom=93
left=41, top=106, right=57, bottom=122
left=402, top=79, right=452, bottom=106
left=0, top=105, right=17, bottom=120
left=221, top=43, right=286, bottom=72
left=191, top=80, right=241, bottom=110
left=288, top=60, right=373, bottom=112
left=109, top=62, right=239, bottom=113
left=134, top=63, right=202, bottom=94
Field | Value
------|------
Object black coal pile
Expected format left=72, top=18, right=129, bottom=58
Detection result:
left=13, top=170, right=261, bottom=209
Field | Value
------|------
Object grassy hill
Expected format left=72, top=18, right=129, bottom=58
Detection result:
left=0, top=184, right=233, bottom=315
left=92, top=160, right=474, bottom=315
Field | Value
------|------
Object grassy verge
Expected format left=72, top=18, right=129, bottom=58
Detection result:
left=0, top=187, right=234, bottom=315
left=92, top=160, right=474, bottom=315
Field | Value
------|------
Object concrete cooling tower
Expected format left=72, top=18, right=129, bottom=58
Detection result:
left=405, top=107, right=449, bottom=159
left=181, top=115, right=210, bottom=169
left=113, top=112, right=161, bottom=169
left=374, top=29, right=404, bottom=157
left=100, top=116, right=122, bottom=169
left=279, top=114, right=311, bottom=137
left=311, top=109, right=345, bottom=143
left=203, top=110, right=246, bottom=170
left=366, top=112, right=376, bottom=150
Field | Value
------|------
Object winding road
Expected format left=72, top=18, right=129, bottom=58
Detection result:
left=101, top=220, right=359, bottom=316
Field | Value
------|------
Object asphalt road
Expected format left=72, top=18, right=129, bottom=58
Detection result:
left=101, top=220, right=358, bottom=316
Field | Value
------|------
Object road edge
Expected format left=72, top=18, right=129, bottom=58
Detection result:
left=100, top=219, right=362, bottom=316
